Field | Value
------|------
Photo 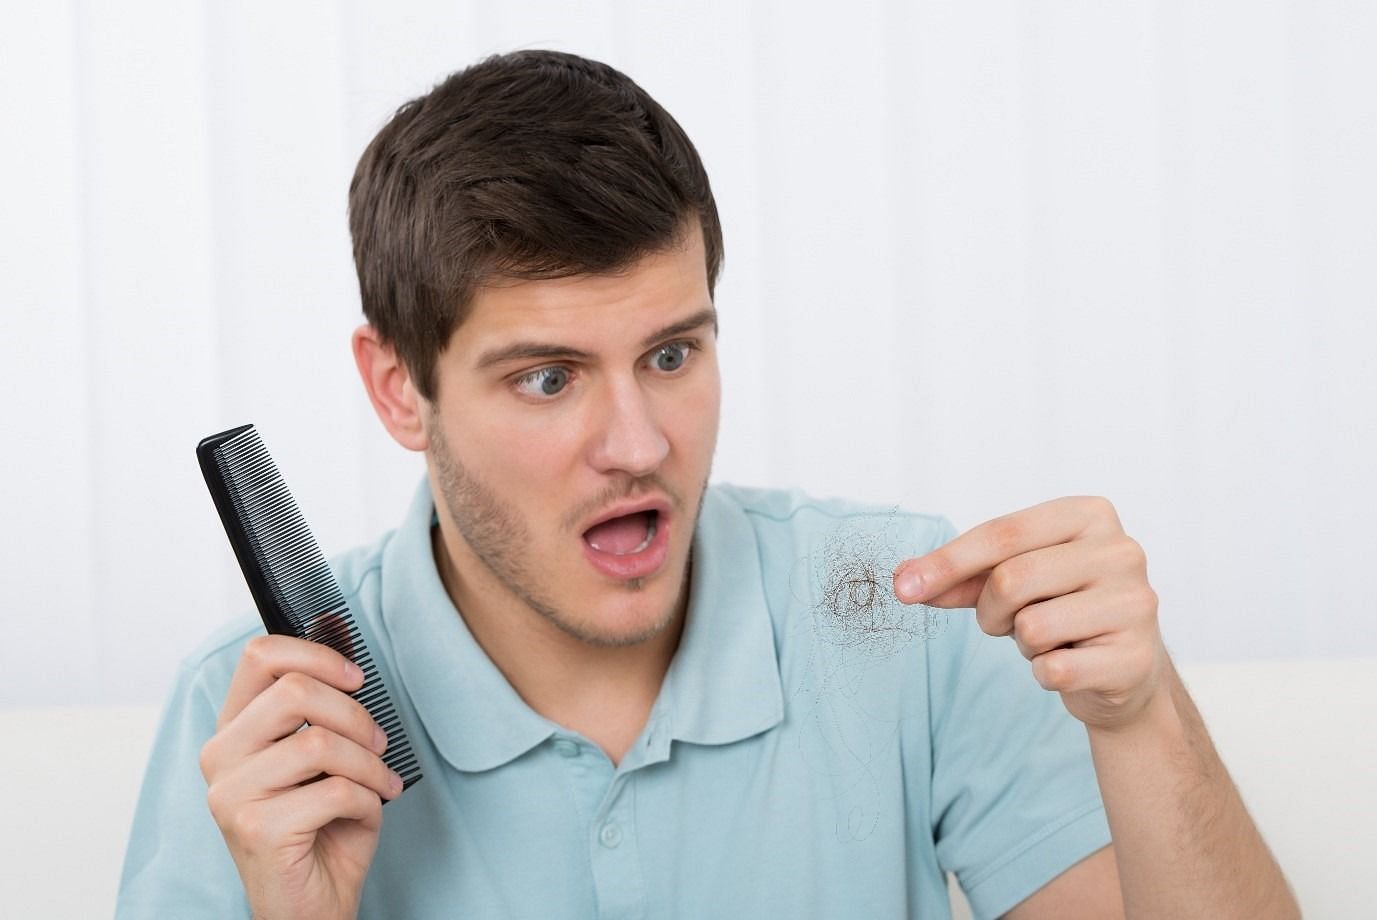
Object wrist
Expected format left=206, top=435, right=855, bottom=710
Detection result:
left=1086, top=680, right=1181, bottom=746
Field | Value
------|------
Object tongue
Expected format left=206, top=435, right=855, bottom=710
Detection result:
left=584, top=512, right=652, bottom=555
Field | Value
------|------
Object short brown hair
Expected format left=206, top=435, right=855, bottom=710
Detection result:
left=348, top=49, right=724, bottom=400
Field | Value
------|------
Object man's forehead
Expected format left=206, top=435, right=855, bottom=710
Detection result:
left=453, top=243, right=714, bottom=364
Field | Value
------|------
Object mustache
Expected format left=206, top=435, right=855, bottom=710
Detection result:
left=563, top=475, right=681, bottom=533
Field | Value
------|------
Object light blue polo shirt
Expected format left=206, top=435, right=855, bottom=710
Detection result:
left=117, top=480, right=1111, bottom=919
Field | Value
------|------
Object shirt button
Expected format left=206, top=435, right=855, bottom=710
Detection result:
left=598, top=822, right=622, bottom=848
left=553, top=739, right=579, bottom=758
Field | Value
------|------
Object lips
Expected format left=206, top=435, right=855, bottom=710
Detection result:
left=579, top=498, right=672, bottom=580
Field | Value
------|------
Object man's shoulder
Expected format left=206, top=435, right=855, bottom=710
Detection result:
left=708, top=481, right=954, bottom=549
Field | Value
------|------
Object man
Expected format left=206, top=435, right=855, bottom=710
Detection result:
left=117, top=50, right=1298, bottom=918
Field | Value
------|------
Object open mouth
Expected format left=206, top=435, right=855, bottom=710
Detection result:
left=580, top=506, right=670, bottom=580
left=583, top=510, right=659, bottom=556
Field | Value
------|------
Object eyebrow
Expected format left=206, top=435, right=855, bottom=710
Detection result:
left=638, top=307, right=718, bottom=349
left=475, top=306, right=718, bottom=370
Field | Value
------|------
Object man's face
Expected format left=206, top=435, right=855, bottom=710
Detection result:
left=423, top=223, right=721, bottom=647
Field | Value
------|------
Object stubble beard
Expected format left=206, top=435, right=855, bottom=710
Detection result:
left=428, top=416, right=706, bottom=648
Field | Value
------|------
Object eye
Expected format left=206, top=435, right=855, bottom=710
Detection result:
left=513, top=366, right=571, bottom=398
left=650, top=341, right=693, bottom=373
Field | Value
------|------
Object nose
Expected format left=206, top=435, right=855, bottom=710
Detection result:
left=587, top=376, right=670, bottom=477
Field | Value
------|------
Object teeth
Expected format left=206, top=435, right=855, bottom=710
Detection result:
left=630, top=517, right=658, bottom=553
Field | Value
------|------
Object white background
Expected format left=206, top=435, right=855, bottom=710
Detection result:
left=3, top=0, right=1376, bottom=711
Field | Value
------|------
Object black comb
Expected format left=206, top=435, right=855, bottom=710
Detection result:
left=196, top=424, right=422, bottom=797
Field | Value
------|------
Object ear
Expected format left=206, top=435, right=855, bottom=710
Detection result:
left=352, top=324, right=429, bottom=452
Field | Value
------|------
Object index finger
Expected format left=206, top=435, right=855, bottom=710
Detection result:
left=892, top=497, right=1103, bottom=606
left=219, top=633, right=365, bottom=729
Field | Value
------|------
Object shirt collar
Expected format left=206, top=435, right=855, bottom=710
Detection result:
left=380, top=478, right=783, bottom=773
left=658, top=485, right=784, bottom=748
left=380, top=479, right=554, bottom=773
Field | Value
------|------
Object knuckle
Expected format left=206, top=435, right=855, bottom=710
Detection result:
left=241, top=635, right=274, bottom=671
left=987, top=562, right=1021, bottom=602
left=297, top=724, right=334, bottom=759
left=1121, top=584, right=1158, bottom=625
left=1082, top=494, right=1113, bottom=514
left=205, top=783, right=228, bottom=823
left=1116, top=535, right=1147, bottom=570
left=1014, top=611, right=1045, bottom=652
left=228, top=805, right=267, bottom=850
left=973, top=608, right=993, bottom=635
left=1037, top=653, right=1070, bottom=689
left=318, top=774, right=355, bottom=807
left=276, top=670, right=313, bottom=705
left=987, top=517, right=1024, bottom=556
left=975, top=608, right=1005, bottom=637
left=198, top=738, right=218, bottom=780
left=1085, top=495, right=1121, bottom=525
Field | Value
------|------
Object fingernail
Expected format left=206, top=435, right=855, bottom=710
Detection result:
left=373, top=726, right=388, bottom=754
left=345, top=661, right=364, bottom=683
left=896, top=569, right=925, bottom=602
left=388, top=771, right=404, bottom=796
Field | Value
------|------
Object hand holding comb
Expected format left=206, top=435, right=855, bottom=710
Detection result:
left=197, top=424, right=422, bottom=797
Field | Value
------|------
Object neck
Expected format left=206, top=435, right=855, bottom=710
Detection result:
left=430, top=521, right=686, bottom=765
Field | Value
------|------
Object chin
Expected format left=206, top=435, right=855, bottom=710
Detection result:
left=562, top=580, right=682, bottom=648
left=565, top=615, right=672, bottom=648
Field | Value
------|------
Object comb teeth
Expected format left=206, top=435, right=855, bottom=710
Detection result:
left=197, top=424, right=422, bottom=796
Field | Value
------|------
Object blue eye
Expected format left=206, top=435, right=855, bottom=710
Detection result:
left=514, top=366, right=570, bottom=398
left=652, top=342, right=692, bottom=373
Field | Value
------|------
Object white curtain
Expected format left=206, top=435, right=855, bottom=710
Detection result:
left=4, top=0, right=1374, bottom=707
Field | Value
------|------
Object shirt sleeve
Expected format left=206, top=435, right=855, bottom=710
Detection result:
left=115, top=659, right=251, bottom=918
left=925, top=519, right=1113, bottom=920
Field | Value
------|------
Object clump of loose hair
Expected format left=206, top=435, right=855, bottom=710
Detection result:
left=348, top=49, right=724, bottom=399
left=794, top=511, right=949, bottom=659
